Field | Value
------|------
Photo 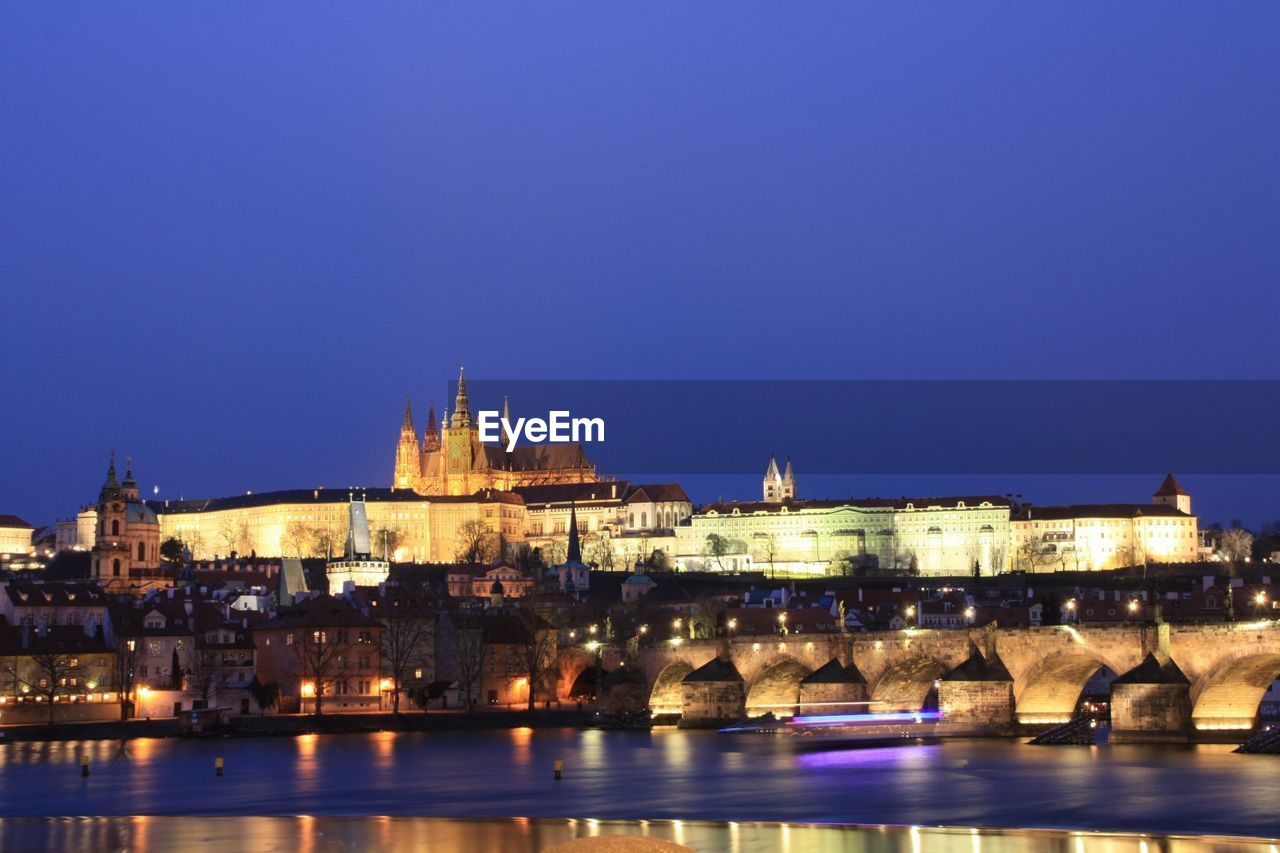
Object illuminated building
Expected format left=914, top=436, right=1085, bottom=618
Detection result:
left=153, top=487, right=524, bottom=564
left=393, top=369, right=599, bottom=496
left=0, top=514, right=33, bottom=558
left=252, top=593, right=383, bottom=714
left=91, top=455, right=165, bottom=594
left=677, top=467, right=1013, bottom=576
left=1010, top=475, right=1199, bottom=572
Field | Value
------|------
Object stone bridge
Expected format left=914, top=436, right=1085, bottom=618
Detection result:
left=561, top=620, right=1280, bottom=739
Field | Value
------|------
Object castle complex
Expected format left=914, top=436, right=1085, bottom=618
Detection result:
left=59, top=373, right=1202, bottom=579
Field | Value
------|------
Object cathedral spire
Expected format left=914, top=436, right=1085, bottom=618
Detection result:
left=452, top=366, right=471, bottom=427
left=501, top=394, right=513, bottom=450
left=566, top=501, right=583, bottom=565
left=402, top=396, right=415, bottom=432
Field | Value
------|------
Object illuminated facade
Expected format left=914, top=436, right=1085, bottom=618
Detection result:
left=154, top=487, right=525, bottom=563
left=677, top=494, right=1013, bottom=576
left=0, top=514, right=33, bottom=558
left=1010, top=475, right=1199, bottom=572
left=392, top=369, right=599, bottom=496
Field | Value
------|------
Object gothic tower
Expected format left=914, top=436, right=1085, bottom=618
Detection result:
left=782, top=457, right=796, bottom=500
left=442, top=367, right=476, bottom=495
left=393, top=396, right=420, bottom=490
left=763, top=455, right=783, bottom=503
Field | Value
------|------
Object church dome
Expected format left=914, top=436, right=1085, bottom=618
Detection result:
left=126, top=502, right=158, bottom=524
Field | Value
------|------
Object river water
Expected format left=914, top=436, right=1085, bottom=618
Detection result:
left=0, top=728, right=1276, bottom=850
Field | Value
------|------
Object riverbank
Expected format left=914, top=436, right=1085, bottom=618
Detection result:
left=0, top=709, right=590, bottom=743
left=0, top=815, right=1275, bottom=852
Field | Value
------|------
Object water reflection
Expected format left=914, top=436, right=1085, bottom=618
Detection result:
left=2, top=732, right=1279, bottom=841
left=0, top=816, right=1274, bottom=852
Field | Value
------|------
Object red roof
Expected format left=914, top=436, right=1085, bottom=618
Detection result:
left=1154, top=473, right=1189, bottom=497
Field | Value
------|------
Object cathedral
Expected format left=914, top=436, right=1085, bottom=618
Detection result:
left=393, top=369, right=600, bottom=496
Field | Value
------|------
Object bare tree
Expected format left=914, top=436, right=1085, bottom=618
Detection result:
left=378, top=595, right=433, bottom=714
left=281, top=521, right=312, bottom=559
left=3, top=646, right=74, bottom=725
left=294, top=628, right=341, bottom=715
left=456, top=520, right=496, bottom=564
left=311, top=523, right=345, bottom=559
left=1220, top=527, right=1255, bottom=564
left=754, top=533, right=779, bottom=579
left=216, top=520, right=239, bottom=556
left=583, top=537, right=615, bottom=570
left=513, top=605, right=558, bottom=712
left=701, top=534, right=729, bottom=572
left=184, top=642, right=224, bottom=708
left=114, top=638, right=139, bottom=720
left=236, top=520, right=253, bottom=555
left=448, top=609, right=485, bottom=712
left=543, top=541, right=567, bottom=567
left=371, top=526, right=403, bottom=561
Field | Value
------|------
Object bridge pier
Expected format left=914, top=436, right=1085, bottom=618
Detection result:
left=937, top=649, right=1016, bottom=736
left=1109, top=653, right=1192, bottom=743
left=679, top=658, right=746, bottom=728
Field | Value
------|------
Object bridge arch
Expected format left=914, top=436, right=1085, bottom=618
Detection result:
left=1014, top=652, right=1119, bottom=725
left=745, top=658, right=812, bottom=718
left=870, top=657, right=946, bottom=711
left=648, top=661, right=694, bottom=715
left=1190, top=652, right=1280, bottom=732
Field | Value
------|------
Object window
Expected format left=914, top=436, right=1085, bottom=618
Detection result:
left=112, top=559, right=121, bottom=577
left=111, top=520, right=120, bottom=536
left=137, top=542, right=145, bottom=561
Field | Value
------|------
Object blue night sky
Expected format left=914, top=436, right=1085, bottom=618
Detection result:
left=3, top=4, right=1279, bottom=527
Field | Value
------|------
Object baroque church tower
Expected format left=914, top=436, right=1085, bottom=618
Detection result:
left=92, top=453, right=160, bottom=589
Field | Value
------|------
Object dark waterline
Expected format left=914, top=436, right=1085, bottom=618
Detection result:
left=0, top=729, right=1276, bottom=840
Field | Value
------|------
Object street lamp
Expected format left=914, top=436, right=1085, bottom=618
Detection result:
left=964, top=606, right=976, bottom=623
left=727, top=618, right=738, bottom=633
